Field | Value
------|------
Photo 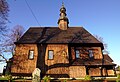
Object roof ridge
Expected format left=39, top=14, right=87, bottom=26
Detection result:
left=29, top=26, right=84, bottom=28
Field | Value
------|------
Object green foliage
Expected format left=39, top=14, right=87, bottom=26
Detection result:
left=5, top=75, right=12, bottom=80
left=118, top=66, right=120, bottom=71
left=117, top=74, right=120, bottom=79
left=0, top=75, right=12, bottom=81
left=116, top=79, right=120, bottom=82
left=116, top=73, right=120, bottom=82
left=0, top=77, right=8, bottom=80
left=84, top=75, right=91, bottom=80
left=63, top=79, right=67, bottom=82
left=43, top=76, right=50, bottom=82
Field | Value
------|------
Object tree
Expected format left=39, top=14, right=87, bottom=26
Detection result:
left=0, top=0, right=9, bottom=35
left=94, top=35, right=108, bottom=54
left=0, top=0, right=9, bottom=62
left=0, top=25, right=24, bottom=62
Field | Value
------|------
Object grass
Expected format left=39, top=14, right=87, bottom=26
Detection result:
left=0, top=77, right=31, bottom=82
left=0, top=76, right=9, bottom=80
left=0, top=76, right=119, bottom=82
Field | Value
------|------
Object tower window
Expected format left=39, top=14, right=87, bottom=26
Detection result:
left=76, top=50, right=80, bottom=58
left=28, top=50, right=34, bottom=59
left=48, top=50, right=54, bottom=59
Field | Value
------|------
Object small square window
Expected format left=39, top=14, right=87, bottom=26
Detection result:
left=76, top=50, right=80, bottom=58
left=48, top=50, right=54, bottom=59
left=28, top=50, right=34, bottom=59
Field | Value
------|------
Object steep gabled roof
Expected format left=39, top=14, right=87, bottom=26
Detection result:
left=16, top=27, right=102, bottom=45
left=103, top=54, right=113, bottom=62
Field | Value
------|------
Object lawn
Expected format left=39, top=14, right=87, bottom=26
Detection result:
left=0, top=76, right=120, bottom=82
left=0, top=76, right=8, bottom=80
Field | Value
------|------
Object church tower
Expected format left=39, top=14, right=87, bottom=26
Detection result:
left=58, top=3, right=69, bottom=30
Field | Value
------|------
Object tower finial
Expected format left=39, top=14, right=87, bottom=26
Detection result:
left=62, top=1, right=64, bottom=7
left=57, top=2, right=69, bottom=30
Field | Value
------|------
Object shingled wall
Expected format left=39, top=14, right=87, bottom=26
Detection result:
left=11, top=44, right=38, bottom=75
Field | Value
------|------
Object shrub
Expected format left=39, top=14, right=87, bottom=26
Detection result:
left=116, top=74, right=120, bottom=82
left=84, top=75, right=91, bottom=80
left=5, top=75, right=12, bottom=80
left=116, top=79, right=120, bottom=82
left=117, top=74, right=120, bottom=79
left=63, top=79, right=67, bottom=82
left=43, top=76, right=50, bottom=82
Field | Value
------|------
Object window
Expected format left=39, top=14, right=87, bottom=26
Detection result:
left=48, top=50, right=54, bottom=59
left=76, top=50, right=80, bottom=58
left=28, top=50, right=34, bottom=59
left=89, top=50, right=93, bottom=58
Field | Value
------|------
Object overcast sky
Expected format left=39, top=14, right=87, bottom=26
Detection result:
left=0, top=0, right=120, bottom=73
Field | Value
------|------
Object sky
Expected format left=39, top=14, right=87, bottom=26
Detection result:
left=0, top=0, right=120, bottom=73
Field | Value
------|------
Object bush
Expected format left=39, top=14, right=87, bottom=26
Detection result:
left=116, top=74, right=120, bottom=82
left=84, top=75, right=91, bottom=80
left=63, top=79, right=67, bottom=82
left=117, top=74, right=120, bottom=79
left=0, top=75, right=12, bottom=82
left=43, top=76, right=50, bottom=82
left=5, top=75, right=12, bottom=80
left=116, top=79, right=120, bottom=82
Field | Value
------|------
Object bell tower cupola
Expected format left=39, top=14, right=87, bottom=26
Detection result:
left=58, top=3, right=69, bottom=30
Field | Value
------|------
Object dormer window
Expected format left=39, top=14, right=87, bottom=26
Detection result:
left=89, top=50, right=93, bottom=58
left=76, top=50, right=80, bottom=58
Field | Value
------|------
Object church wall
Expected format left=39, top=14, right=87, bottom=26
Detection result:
left=45, top=44, right=69, bottom=77
left=107, top=69, right=115, bottom=76
left=11, top=44, right=38, bottom=75
left=69, top=66, right=86, bottom=78
left=89, top=68, right=101, bottom=76
left=71, top=47, right=103, bottom=60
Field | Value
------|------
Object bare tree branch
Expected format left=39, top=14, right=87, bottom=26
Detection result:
left=0, top=0, right=9, bottom=35
left=0, top=25, right=24, bottom=62
left=94, top=35, right=109, bottom=54
left=0, top=54, right=7, bottom=62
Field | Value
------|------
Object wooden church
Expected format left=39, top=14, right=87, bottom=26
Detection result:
left=11, top=3, right=116, bottom=78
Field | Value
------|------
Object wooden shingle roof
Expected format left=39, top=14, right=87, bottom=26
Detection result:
left=16, top=27, right=103, bottom=46
left=103, top=54, right=113, bottom=62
